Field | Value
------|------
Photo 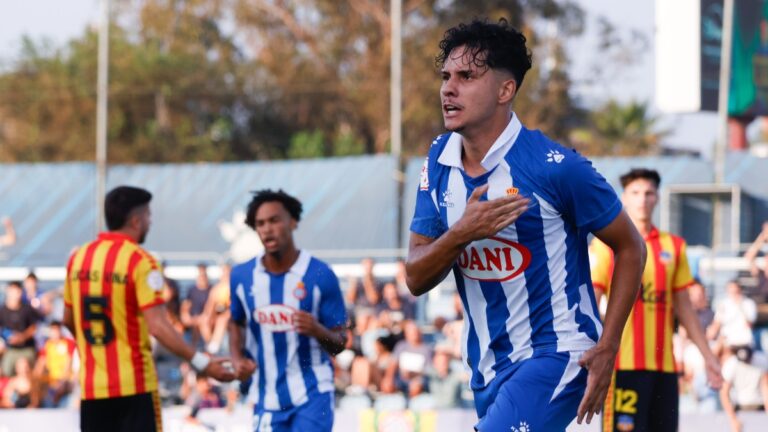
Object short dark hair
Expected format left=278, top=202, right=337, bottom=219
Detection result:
left=244, top=189, right=303, bottom=229
left=25, top=271, right=37, bottom=281
left=105, top=186, right=152, bottom=231
left=436, top=18, right=532, bottom=88
left=619, top=168, right=661, bottom=189
left=7, top=281, right=22, bottom=290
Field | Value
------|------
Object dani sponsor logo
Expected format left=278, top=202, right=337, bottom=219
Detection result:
left=457, top=237, right=531, bottom=282
left=255, top=304, right=296, bottom=332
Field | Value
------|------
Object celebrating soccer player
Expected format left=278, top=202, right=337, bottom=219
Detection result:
left=405, top=18, right=646, bottom=431
left=591, top=168, right=723, bottom=431
left=63, top=186, right=235, bottom=432
left=228, top=189, right=347, bottom=432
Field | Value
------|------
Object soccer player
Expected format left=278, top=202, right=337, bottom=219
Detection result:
left=590, top=168, right=722, bottom=432
left=406, top=18, right=646, bottom=431
left=228, top=190, right=347, bottom=432
left=63, top=186, right=235, bottom=432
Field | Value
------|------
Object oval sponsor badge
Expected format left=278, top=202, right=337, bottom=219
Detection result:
left=457, top=237, right=531, bottom=282
left=254, top=304, right=296, bottom=332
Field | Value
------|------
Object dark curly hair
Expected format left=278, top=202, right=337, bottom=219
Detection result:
left=244, top=189, right=303, bottom=229
left=436, top=18, right=532, bottom=88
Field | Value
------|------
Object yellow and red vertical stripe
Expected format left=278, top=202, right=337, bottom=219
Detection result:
left=63, top=232, right=165, bottom=400
left=589, top=227, right=693, bottom=372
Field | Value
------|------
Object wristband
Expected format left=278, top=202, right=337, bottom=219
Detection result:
left=191, top=351, right=211, bottom=372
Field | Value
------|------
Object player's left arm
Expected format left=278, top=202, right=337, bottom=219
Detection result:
left=673, top=290, right=722, bottom=389
left=63, top=306, right=75, bottom=338
left=577, top=211, right=645, bottom=424
left=293, top=313, right=346, bottom=355
left=294, top=267, right=348, bottom=356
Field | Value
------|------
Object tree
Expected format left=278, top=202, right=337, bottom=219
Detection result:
left=569, top=100, right=669, bottom=156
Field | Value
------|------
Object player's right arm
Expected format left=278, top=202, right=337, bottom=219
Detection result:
left=406, top=184, right=529, bottom=296
left=143, top=305, right=234, bottom=381
left=228, top=320, right=256, bottom=381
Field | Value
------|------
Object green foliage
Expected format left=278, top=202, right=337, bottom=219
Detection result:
left=0, top=0, right=630, bottom=162
left=570, top=100, right=668, bottom=156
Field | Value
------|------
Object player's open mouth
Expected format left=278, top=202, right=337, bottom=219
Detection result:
left=443, top=103, right=461, bottom=115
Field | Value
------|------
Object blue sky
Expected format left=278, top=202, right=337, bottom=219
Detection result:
left=0, top=0, right=718, bottom=156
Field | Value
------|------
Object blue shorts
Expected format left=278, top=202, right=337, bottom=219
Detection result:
left=253, top=391, right=334, bottom=432
left=474, top=351, right=588, bottom=432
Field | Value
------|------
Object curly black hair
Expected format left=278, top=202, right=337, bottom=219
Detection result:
left=436, top=18, right=532, bottom=88
left=244, top=189, right=303, bottom=229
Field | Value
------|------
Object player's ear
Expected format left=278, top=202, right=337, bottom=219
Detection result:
left=498, top=77, right=517, bottom=104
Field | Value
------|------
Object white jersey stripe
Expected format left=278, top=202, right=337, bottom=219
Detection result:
left=283, top=271, right=308, bottom=407
left=253, top=269, right=279, bottom=410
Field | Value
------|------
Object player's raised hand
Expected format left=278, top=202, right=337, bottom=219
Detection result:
left=293, top=310, right=319, bottom=337
left=451, top=184, right=529, bottom=243
left=576, top=343, right=617, bottom=424
left=203, top=356, right=237, bottom=382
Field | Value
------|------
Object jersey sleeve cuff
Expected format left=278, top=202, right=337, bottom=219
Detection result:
left=409, top=218, right=444, bottom=240
left=581, top=200, right=622, bottom=233
left=139, top=298, right=166, bottom=311
left=673, top=280, right=696, bottom=291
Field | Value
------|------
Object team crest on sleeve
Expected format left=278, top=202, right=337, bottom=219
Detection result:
left=419, top=157, right=430, bottom=191
left=147, top=270, right=164, bottom=292
left=293, top=281, right=307, bottom=300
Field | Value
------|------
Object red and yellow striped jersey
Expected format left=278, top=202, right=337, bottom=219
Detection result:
left=64, top=232, right=165, bottom=400
left=589, top=227, right=694, bottom=372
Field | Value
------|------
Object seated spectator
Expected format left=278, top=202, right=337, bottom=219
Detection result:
left=161, top=268, right=183, bottom=332
left=33, top=321, right=76, bottom=407
left=345, top=258, right=382, bottom=308
left=719, top=345, right=768, bottom=432
left=2, top=357, right=37, bottom=408
left=426, top=344, right=462, bottom=409
left=376, top=282, right=415, bottom=322
left=0, top=281, right=41, bottom=377
left=382, top=320, right=432, bottom=394
left=441, top=292, right=464, bottom=360
left=181, top=263, right=212, bottom=349
left=711, top=280, right=758, bottom=348
left=689, top=279, right=715, bottom=333
left=22, top=272, right=43, bottom=311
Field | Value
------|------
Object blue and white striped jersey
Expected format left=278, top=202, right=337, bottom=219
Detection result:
left=230, top=250, right=347, bottom=411
left=410, top=114, right=620, bottom=391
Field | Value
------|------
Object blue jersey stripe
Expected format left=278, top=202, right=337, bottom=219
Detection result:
left=481, top=280, right=514, bottom=372
left=455, top=273, right=484, bottom=389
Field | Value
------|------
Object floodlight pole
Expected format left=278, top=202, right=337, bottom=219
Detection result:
left=96, top=0, right=110, bottom=235
left=712, top=0, right=734, bottom=251
left=390, top=0, right=402, bottom=160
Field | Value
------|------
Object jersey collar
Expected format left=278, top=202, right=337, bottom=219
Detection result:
left=98, top=232, right=135, bottom=243
left=645, top=226, right=660, bottom=240
left=255, top=249, right=311, bottom=277
left=437, top=112, right=522, bottom=171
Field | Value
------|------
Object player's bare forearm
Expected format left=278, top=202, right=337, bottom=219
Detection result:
left=674, top=290, right=722, bottom=388
left=595, top=211, right=645, bottom=351
left=405, top=230, right=469, bottom=296
left=144, top=304, right=196, bottom=362
left=313, top=325, right=347, bottom=356
left=577, top=211, right=645, bottom=424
